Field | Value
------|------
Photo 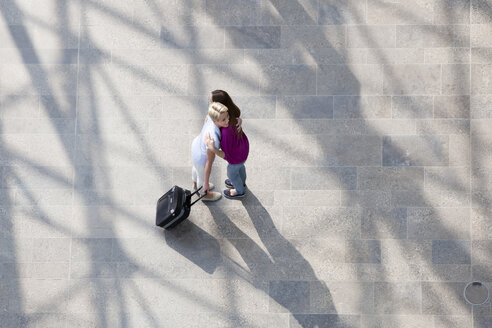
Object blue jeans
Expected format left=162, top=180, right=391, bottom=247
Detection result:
left=227, top=161, right=246, bottom=195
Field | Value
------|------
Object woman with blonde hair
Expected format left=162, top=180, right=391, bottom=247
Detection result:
left=191, top=101, right=229, bottom=201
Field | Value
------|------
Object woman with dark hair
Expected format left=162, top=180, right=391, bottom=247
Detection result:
left=206, top=90, right=249, bottom=199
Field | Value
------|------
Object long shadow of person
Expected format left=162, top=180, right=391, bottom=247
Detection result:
left=206, top=191, right=358, bottom=328
left=164, top=221, right=222, bottom=275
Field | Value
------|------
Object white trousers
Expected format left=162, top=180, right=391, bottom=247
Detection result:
left=191, top=163, right=206, bottom=188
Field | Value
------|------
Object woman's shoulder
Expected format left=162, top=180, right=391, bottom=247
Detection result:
left=221, top=126, right=237, bottom=136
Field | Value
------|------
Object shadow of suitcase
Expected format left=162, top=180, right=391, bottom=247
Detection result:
left=156, top=185, right=205, bottom=229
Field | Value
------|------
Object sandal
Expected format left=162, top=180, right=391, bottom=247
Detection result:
left=223, top=189, right=245, bottom=199
left=201, top=191, right=222, bottom=202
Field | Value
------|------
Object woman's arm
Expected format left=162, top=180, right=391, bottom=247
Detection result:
left=205, top=133, right=225, bottom=159
left=203, top=149, right=215, bottom=192
left=236, top=117, right=242, bottom=132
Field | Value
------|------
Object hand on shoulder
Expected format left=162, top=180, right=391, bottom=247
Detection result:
left=204, top=132, right=215, bottom=150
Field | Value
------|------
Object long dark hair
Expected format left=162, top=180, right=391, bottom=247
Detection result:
left=211, top=90, right=243, bottom=137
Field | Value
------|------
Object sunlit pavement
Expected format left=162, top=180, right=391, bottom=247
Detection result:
left=0, top=1, right=491, bottom=327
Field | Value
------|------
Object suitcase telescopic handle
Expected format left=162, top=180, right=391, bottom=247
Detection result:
left=189, top=186, right=207, bottom=206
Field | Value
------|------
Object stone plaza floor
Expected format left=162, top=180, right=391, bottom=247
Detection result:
left=0, top=0, right=491, bottom=327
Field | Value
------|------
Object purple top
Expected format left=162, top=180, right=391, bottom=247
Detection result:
left=220, top=126, right=249, bottom=164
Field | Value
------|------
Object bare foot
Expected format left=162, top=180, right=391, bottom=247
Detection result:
left=230, top=189, right=238, bottom=196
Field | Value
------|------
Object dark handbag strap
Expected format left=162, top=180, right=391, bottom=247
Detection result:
left=189, top=186, right=207, bottom=206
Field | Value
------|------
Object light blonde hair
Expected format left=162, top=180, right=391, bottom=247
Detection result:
left=208, top=102, right=228, bottom=121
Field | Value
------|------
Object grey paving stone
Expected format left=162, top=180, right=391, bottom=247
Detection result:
left=274, top=190, right=340, bottom=206
left=471, top=208, right=492, bottom=240
left=383, top=136, right=449, bottom=166
left=0, top=64, right=78, bottom=96
left=472, top=24, right=492, bottom=47
left=29, top=262, right=70, bottom=279
left=361, top=315, right=430, bottom=328
left=188, top=64, right=260, bottom=96
left=472, top=64, right=492, bottom=94
left=290, top=314, right=361, bottom=328
left=473, top=48, right=492, bottom=64
left=318, top=136, right=382, bottom=166
left=472, top=265, right=492, bottom=282
left=117, top=48, right=245, bottom=66
left=0, top=2, right=25, bottom=24
left=319, top=0, right=366, bottom=25
left=419, top=116, right=469, bottom=137
left=361, top=208, right=407, bottom=239
left=367, top=0, right=434, bottom=25
left=434, top=316, right=473, bottom=328
left=32, top=238, right=71, bottom=262
left=0, top=94, right=40, bottom=118
left=362, top=263, right=420, bottom=283
left=261, top=0, right=318, bottom=25
left=322, top=64, right=383, bottom=96
left=311, top=281, right=374, bottom=314
left=396, top=25, right=470, bottom=48
left=268, top=280, right=310, bottom=313
left=260, top=65, right=316, bottom=95
left=420, top=264, right=472, bottom=282
left=1, top=118, right=76, bottom=135
left=472, top=190, right=492, bottom=208
left=71, top=238, right=113, bottom=262
left=206, top=0, right=261, bottom=26
left=449, top=135, right=471, bottom=166
left=281, top=26, right=345, bottom=49
left=341, top=191, right=392, bottom=208
left=277, top=96, right=333, bottom=119
left=160, top=26, right=224, bottom=49
left=434, top=0, right=471, bottom=24
left=310, top=47, right=367, bottom=64
left=358, top=167, right=424, bottom=191
left=472, top=240, right=492, bottom=265
left=422, top=282, right=471, bottom=315
left=442, top=64, right=471, bottom=95
left=0, top=313, right=67, bottom=328
left=473, top=167, right=492, bottom=191
left=425, top=47, right=471, bottom=64
left=245, top=48, right=316, bottom=65
left=0, top=238, right=33, bottom=263
left=435, top=95, right=470, bottom=118
left=334, top=96, right=391, bottom=119
left=367, top=48, right=424, bottom=64
left=3, top=25, right=78, bottom=49
left=472, top=0, right=492, bottom=23
left=16, top=188, right=74, bottom=206
left=392, top=96, right=433, bottom=119
left=345, top=240, right=382, bottom=264
left=225, top=26, right=280, bottom=49
left=374, top=282, right=422, bottom=314
left=282, top=207, right=361, bottom=239
left=432, top=240, right=471, bottom=264
left=22, top=278, right=70, bottom=313
left=383, top=64, right=441, bottom=95
left=425, top=166, right=470, bottom=192
left=291, top=167, right=357, bottom=190
left=347, top=26, right=396, bottom=49
left=475, top=317, right=492, bottom=328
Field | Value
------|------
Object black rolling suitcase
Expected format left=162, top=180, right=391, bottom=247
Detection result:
left=156, top=185, right=206, bottom=229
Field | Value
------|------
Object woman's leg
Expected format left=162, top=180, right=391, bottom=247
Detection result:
left=192, top=166, right=198, bottom=190
left=227, top=163, right=245, bottom=195
left=194, top=163, right=205, bottom=189
left=239, top=163, right=246, bottom=186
